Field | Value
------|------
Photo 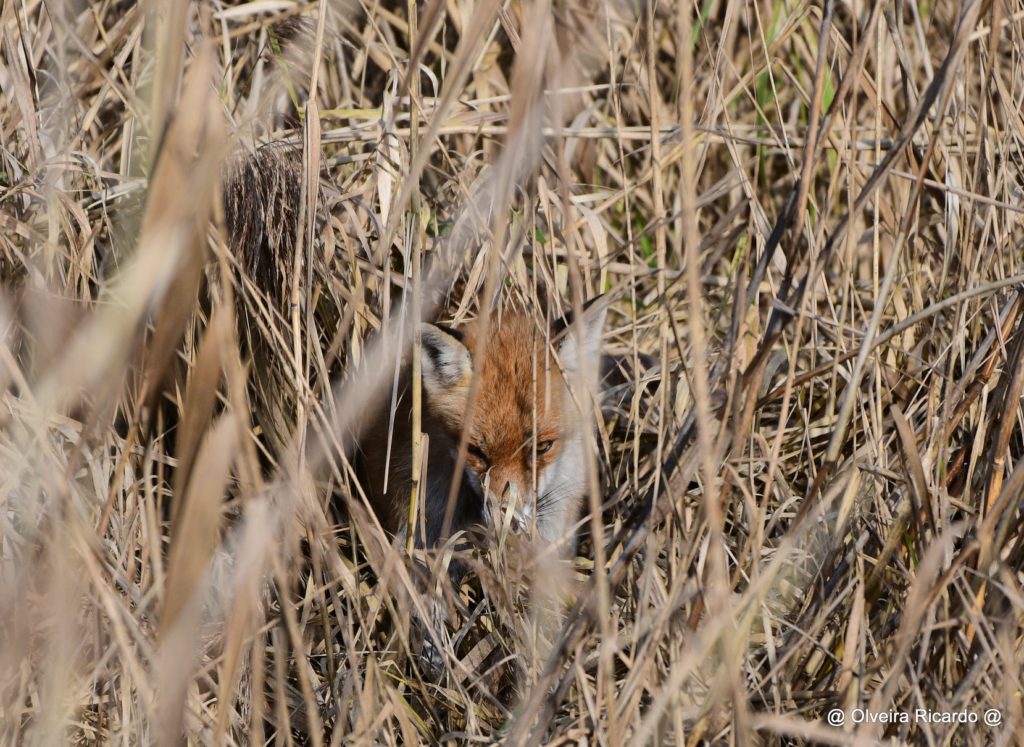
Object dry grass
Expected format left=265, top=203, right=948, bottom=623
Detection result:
left=3, top=0, right=1024, bottom=744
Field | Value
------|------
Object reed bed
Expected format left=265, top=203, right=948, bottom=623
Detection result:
left=2, top=0, right=1023, bottom=744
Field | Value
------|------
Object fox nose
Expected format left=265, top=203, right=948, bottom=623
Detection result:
left=499, top=482, right=532, bottom=534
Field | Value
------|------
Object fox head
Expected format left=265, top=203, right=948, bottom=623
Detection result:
left=419, top=299, right=608, bottom=547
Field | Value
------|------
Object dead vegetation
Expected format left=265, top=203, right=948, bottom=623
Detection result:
left=2, top=0, right=1024, bottom=744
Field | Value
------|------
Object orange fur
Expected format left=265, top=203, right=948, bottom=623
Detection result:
left=357, top=302, right=608, bottom=550
left=452, top=314, right=565, bottom=508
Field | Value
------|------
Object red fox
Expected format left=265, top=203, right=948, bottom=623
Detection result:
left=220, top=149, right=609, bottom=557
left=355, top=299, right=609, bottom=555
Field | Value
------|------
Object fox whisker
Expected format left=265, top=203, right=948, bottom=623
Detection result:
left=536, top=483, right=582, bottom=514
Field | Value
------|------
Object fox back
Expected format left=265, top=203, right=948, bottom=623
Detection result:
left=356, top=301, right=608, bottom=552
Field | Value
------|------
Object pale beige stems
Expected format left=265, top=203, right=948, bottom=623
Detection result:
left=407, top=324, right=423, bottom=556
left=372, top=0, right=503, bottom=260
left=146, top=0, right=190, bottom=164
left=407, top=0, right=423, bottom=556
left=826, top=0, right=983, bottom=467
left=288, top=5, right=327, bottom=480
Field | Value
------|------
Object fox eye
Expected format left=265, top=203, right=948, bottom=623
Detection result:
left=535, top=440, right=555, bottom=456
left=467, top=443, right=489, bottom=466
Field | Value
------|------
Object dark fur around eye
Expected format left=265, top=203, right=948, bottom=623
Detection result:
left=467, top=443, right=489, bottom=465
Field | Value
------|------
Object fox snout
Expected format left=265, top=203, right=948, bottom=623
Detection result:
left=479, top=475, right=535, bottom=536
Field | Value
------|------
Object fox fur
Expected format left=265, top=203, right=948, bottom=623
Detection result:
left=355, top=299, right=608, bottom=553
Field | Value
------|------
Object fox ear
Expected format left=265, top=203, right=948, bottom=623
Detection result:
left=420, top=324, right=472, bottom=396
left=557, top=296, right=609, bottom=375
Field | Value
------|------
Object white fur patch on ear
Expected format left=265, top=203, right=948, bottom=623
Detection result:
left=420, top=324, right=472, bottom=394
left=558, top=297, right=609, bottom=375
